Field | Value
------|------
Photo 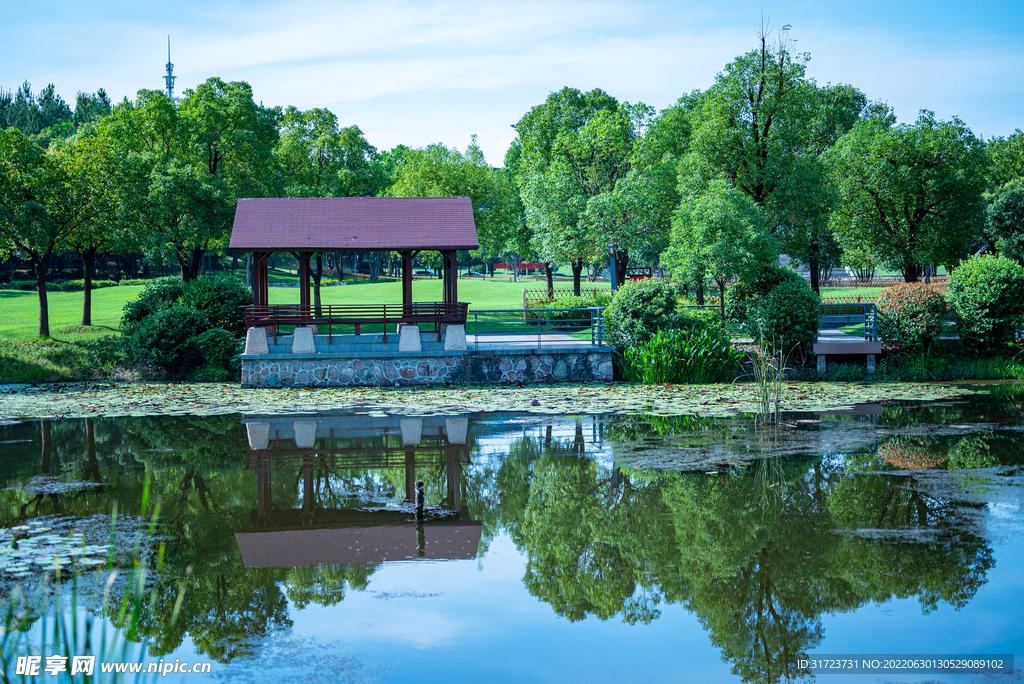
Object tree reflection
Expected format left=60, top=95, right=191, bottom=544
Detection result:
left=0, top=411, right=1005, bottom=680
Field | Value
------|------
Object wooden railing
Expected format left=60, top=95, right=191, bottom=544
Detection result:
left=243, top=302, right=469, bottom=343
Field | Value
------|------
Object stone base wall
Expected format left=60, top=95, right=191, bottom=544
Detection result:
left=241, top=351, right=612, bottom=387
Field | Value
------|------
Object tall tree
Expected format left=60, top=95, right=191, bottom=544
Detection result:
left=681, top=28, right=860, bottom=292
left=0, top=128, right=104, bottom=336
left=826, top=110, right=990, bottom=281
left=664, top=178, right=778, bottom=320
left=511, top=88, right=661, bottom=293
left=52, top=128, right=120, bottom=326
left=106, top=80, right=281, bottom=281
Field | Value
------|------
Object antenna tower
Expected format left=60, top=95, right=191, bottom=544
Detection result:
left=164, top=36, right=176, bottom=98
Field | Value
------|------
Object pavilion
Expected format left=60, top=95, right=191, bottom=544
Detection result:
left=229, top=196, right=478, bottom=337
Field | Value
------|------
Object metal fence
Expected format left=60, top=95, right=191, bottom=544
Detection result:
left=467, top=307, right=607, bottom=347
left=819, top=302, right=878, bottom=341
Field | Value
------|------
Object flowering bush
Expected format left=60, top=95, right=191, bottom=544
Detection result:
left=876, top=283, right=948, bottom=353
left=877, top=437, right=946, bottom=470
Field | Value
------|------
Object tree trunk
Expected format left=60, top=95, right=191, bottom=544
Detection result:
left=313, top=253, right=323, bottom=317
left=179, top=246, right=204, bottom=282
left=572, top=261, right=583, bottom=296
left=81, top=248, right=95, bottom=326
left=40, top=419, right=51, bottom=474
left=614, top=249, right=629, bottom=288
left=809, top=258, right=820, bottom=294
left=696, top=285, right=705, bottom=306
left=34, top=255, right=51, bottom=337
left=231, top=254, right=238, bottom=274
left=902, top=263, right=921, bottom=283
left=545, top=263, right=554, bottom=300
left=716, top=277, right=727, bottom=322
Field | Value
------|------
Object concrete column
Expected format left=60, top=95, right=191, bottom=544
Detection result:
left=445, top=417, right=468, bottom=445
left=816, top=354, right=826, bottom=375
left=400, top=418, right=423, bottom=446
left=245, top=327, right=269, bottom=355
left=246, top=422, right=270, bottom=450
left=444, top=324, right=467, bottom=351
left=292, top=421, right=318, bottom=449
left=292, top=326, right=316, bottom=353
left=866, top=354, right=876, bottom=374
left=399, top=325, right=422, bottom=352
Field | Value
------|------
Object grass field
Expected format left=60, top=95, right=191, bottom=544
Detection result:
left=0, top=279, right=893, bottom=343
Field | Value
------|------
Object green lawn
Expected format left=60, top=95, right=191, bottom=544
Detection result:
left=819, top=287, right=885, bottom=300
left=0, top=286, right=145, bottom=342
left=0, top=279, right=895, bottom=344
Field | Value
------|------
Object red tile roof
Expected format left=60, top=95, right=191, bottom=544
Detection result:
left=229, top=197, right=479, bottom=252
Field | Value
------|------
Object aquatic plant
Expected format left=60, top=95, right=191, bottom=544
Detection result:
left=742, top=331, right=795, bottom=425
left=623, top=326, right=742, bottom=384
left=0, top=492, right=187, bottom=683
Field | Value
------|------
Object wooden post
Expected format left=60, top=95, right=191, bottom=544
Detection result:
left=402, top=251, right=413, bottom=316
left=298, top=251, right=311, bottom=312
left=450, top=250, right=458, bottom=306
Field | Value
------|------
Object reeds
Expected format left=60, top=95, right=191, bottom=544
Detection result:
left=0, top=485, right=187, bottom=683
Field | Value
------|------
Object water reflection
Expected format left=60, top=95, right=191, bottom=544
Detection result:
left=239, top=416, right=479, bottom=566
left=0, top=388, right=1021, bottom=682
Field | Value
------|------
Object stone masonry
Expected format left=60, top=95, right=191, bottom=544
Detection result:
left=241, top=350, right=613, bottom=388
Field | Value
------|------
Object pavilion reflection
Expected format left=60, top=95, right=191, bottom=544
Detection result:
left=235, top=414, right=481, bottom=568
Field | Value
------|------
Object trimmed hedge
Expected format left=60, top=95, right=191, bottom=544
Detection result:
left=727, top=265, right=819, bottom=355
left=948, top=255, right=1024, bottom=351
left=603, top=279, right=682, bottom=351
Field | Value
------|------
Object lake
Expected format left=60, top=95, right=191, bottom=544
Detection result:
left=0, top=382, right=1022, bottom=683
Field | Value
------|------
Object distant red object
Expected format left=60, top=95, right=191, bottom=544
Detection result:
left=496, top=262, right=543, bottom=271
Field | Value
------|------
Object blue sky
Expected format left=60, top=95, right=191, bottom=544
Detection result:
left=2, top=0, right=1022, bottom=165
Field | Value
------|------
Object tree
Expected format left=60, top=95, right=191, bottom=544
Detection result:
left=826, top=111, right=990, bottom=281
left=988, top=178, right=1024, bottom=263
left=988, top=129, right=1024, bottom=188
left=0, top=128, right=104, bottom=336
left=107, top=80, right=281, bottom=281
left=511, top=88, right=659, bottom=293
left=664, top=178, right=778, bottom=320
left=681, top=29, right=863, bottom=293
left=52, top=129, right=120, bottom=326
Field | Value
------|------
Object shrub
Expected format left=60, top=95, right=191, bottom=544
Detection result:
left=623, top=320, right=741, bottom=384
left=747, top=277, right=820, bottom=356
left=526, top=292, right=612, bottom=326
left=130, top=305, right=208, bottom=376
left=876, top=283, right=948, bottom=353
left=180, top=277, right=252, bottom=336
left=192, top=327, right=243, bottom=376
left=603, top=279, right=681, bottom=350
left=121, top=278, right=185, bottom=334
left=947, top=255, right=1024, bottom=351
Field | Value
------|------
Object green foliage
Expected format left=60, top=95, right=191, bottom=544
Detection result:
left=947, top=255, right=1024, bottom=350
left=623, top=324, right=741, bottom=384
left=749, top=278, right=820, bottom=356
left=664, top=177, right=777, bottom=311
left=827, top=110, right=989, bottom=281
left=876, top=283, right=948, bottom=353
left=726, top=265, right=818, bottom=354
left=121, top=277, right=185, bottom=335
left=602, top=279, right=680, bottom=350
left=129, top=305, right=208, bottom=375
left=191, top=327, right=242, bottom=379
left=179, top=277, right=252, bottom=336
left=987, top=177, right=1024, bottom=263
